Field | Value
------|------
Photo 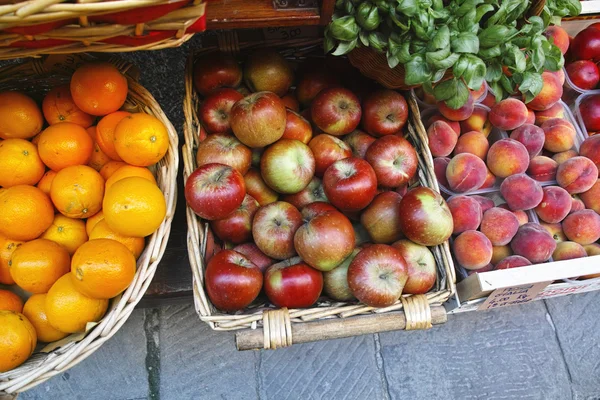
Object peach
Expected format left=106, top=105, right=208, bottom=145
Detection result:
left=487, top=138, right=530, bottom=178
left=447, top=195, right=482, bottom=235
left=467, top=263, right=495, bottom=275
left=427, top=114, right=461, bottom=136
left=500, top=173, right=543, bottom=210
left=489, top=98, right=528, bottom=130
left=580, top=179, right=600, bottom=213
left=545, top=69, right=565, bottom=86
left=498, top=203, right=529, bottom=226
left=534, top=102, right=565, bottom=125
left=471, top=83, right=486, bottom=102
left=545, top=25, right=570, bottom=55
left=510, top=124, right=544, bottom=158
left=480, top=167, right=497, bottom=189
left=453, top=230, right=493, bottom=269
left=571, top=194, right=585, bottom=213
left=495, top=255, right=532, bottom=270
left=427, top=120, right=458, bottom=157
left=438, top=93, right=475, bottom=122
left=491, top=245, right=513, bottom=265
left=525, top=109, right=536, bottom=125
left=527, top=73, right=562, bottom=111
left=553, top=149, right=578, bottom=165
left=556, top=156, right=599, bottom=194
left=446, top=153, right=488, bottom=193
left=433, top=157, right=451, bottom=188
left=454, top=131, right=489, bottom=159
left=552, top=241, right=587, bottom=261
left=481, top=91, right=497, bottom=108
left=541, top=118, right=577, bottom=153
left=562, top=209, right=600, bottom=245
left=460, top=108, right=492, bottom=137
left=527, top=156, right=558, bottom=182
left=579, top=134, right=600, bottom=170
left=535, top=186, right=572, bottom=223
left=540, top=222, right=567, bottom=242
left=511, top=223, right=557, bottom=263
left=480, top=207, right=520, bottom=246
left=471, top=195, right=495, bottom=213
left=584, top=243, right=600, bottom=256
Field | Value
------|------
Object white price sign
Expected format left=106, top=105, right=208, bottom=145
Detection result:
left=478, top=281, right=552, bottom=310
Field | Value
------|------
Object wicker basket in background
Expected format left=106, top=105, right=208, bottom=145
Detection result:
left=0, top=53, right=178, bottom=395
left=182, top=32, right=456, bottom=351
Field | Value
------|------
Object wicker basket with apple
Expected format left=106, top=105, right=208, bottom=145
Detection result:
left=182, top=32, right=456, bottom=350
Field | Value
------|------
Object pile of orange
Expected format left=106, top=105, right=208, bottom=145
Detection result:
left=0, top=62, right=169, bottom=373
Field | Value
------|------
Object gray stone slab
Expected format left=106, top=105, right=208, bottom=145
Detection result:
left=20, top=309, right=150, bottom=400
left=545, top=290, right=600, bottom=400
left=258, top=334, right=387, bottom=400
left=158, top=303, right=258, bottom=400
left=379, top=302, right=572, bottom=400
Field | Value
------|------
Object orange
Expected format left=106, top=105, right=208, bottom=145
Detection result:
left=114, top=113, right=169, bottom=166
left=0, top=290, right=23, bottom=313
left=41, top=214, right=88, bottom=255
left=45, top=274, right=108, bottom=333
left=0, top=311, right=37, bottom=372
left=103, top=177, right=166, bottom=237
left=0, top=139, right=45, bottom=188
left=85, top=210, right=104, bottom=236
left=86, top=126, right=111, bottom=171
left=9, top=238, right=70, bottom=294
left=99, top=160, right=126, bottom=181
left=70, top=62, right=128, bottom=117
left=50, top=165, right=104, bottom=219
left=105, top=165, right=156, bottom=192
left=42, top=84, right=95, bottom=128
left=31, top=132, right=42, bottom=145
left=37, top=170, right=57, bottom=195
left=0, top=235, right=23, bottom=285
left=37, top=122, right=94, bottom=171
left=22, top=294, right=68, bottom=343
left=0, top=91, right=43, bottom=140
left=0, top=185, right=54, bottom=241
left=71, top=239, right=136, bottom=299
left=96, top=111, right=130, bottom=161
left=90, top=220, right=145, bottom=259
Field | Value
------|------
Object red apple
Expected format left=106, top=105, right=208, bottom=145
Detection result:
left=296, top=69, right=340, bottom=107
left=301, top=201, right=338, bottom=220
left=232, top=242, right=274, bottom=273
left=580, top=94, right=600, bottom=132
left=282, top=109, right=313, bottom=144
left=210, top=194, right=259, bottom=244
left=361, top=90, right=409, bottom=136
left=311, top=88, right=362, bottom=136
left=281, top=93, right=300, bottom=112
left=196, top=133, right=252, bottom=175
left=230, top=91, right=286, bottom=148
left=243, top=168, right=278, bottom=206
left=323, top=248, right=360, bottom=301
left=566, top=60, right=600, bottom=90
left=252, top=201, right=302, bottom=260
left=282, top=177, right=328, bottom=209
left=244, top=50, right=294, bottom=96
left=398, top=187, right=453, bottom=246
left=344, top=129, right=376, bottom=158
left=365, top=135, right=418, bottom=188
left=323, top=157, right=378, bottom=212
left=264, top=258, right=323, bottom=308
left=185, top=163, right=246, bottom=220
left=205, top=249, right=263, bottom=311
left=347, top=244, right=408, bottom=307
left=391, top=239, right=436, bottom=295
left=193, top=54, right=242, bottom=96
left=199, top=88, right=244, bottom=134
left=360, top=191, right=404, bottom=244
left=260, top=139, right=315, bottom=194
left=294, top=210, right=355, bottom=271
left=571, top=26, right=600, bottom=61
left=309, top=134, right=352, bottom=177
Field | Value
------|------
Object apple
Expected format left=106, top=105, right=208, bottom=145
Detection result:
left=243, top=168, right=278, bottom=206
left=244, top=50, right=294, bottom=96
left=196, top=133, right=252, bottom=175
left=281, top=93, right=300, bottom=112
left=296, top=69, right=340, bottom=107
left=193, top=54, right=242, bottom=96
left=309, top=134, right=352, bottom=177
left=323, top=248, right=360, bottom=301
left=365, top=135, right=418, bottom=188
left=282, top=109, right=313, bottom=144
left=205, top=249, right=263, bottom=312
left=260, top=139, right=315, bottom=194
left=347, top=244, right=408, bottom=307
left=398, top=187, right=453, bottom=246
left=566, top=61, right=600, bottom=90
left=264, top=258, right=323, bottom=308
left=209, top=194, right=259, bottom=244
left=252, top=201, right=302, bottom=260
left=391, top=239, right=436, bottom=294
left=311, top=88, right=362, bottom=136
left=361, top=90, right=408, bottom=136
left=282, top=177, right=328, bottom=209
left=294, top=210, right=355, bottom=271
left=232, top=242, right=274, bottom=273
left=360, top=191, right=404, bottom=244
left=323, top=157, right=378, bottom=212
left=198, top=89, right=244, bottom=134
left=344, top=130, right=376, bottom=158
left=571, top=26, right=600, bottom=61
left=301, top=201, right=338, bottom=220
left=230, top=91, right=286, bottom=148
left=185, top=163, right=246, bottom=220
left=579, top=94, right=600, bottom=132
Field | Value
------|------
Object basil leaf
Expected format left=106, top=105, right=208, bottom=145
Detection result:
left=426, top=46, right=450, bottom=64
left=500, top=74, right=516, bottom=95
left=475, top=4, right=494, bottom=22
left=478, top=45, right=502, bottom=60
left=504, top=44, right=526, bottom=73
left=531, top=43, right=546, bottom=72
left=519, top=72, right=544, bottom=103
left=455, top=0, right=484, bottom=17
left=332, top=38, right=358, bottom=56
left=329, top=16, right=360, bottom=42
left=490, top=81, right=504, bottom=102
left=451, top=32, right=479, bottom=54
left=429, top=26, right=450, bottom=51
left=404, top=54, right=432, bottom=85
left=397, top=41, right=412, bottom=63
left=543, top=40, right=565, bottom=71
left=485, top=60, right=503, bottom=82
left=387, top=53, right=401, bottom=68
left=432, top=69, right=447, bottom=83
left=430, top=53, right=460, bottom=70
left=324, top=29, right=335, bottom=54
left=344, top=1, right=354, bottom=15
left=357, top=3, right=381, bottom=31
left=360, top=31, right=370, bottom=47
left=460, top=55, right=486, bottom=90
left=397, top=0, right=419, bottom=17
left=368, top=32, right=388, bottom=52
left=457, top=8, right=477, bottom=32
left=452, top=55, right=470, bottom=78
left=447, top=80, right=470, bottom=109
left=479, top=26, right=517, bottom=48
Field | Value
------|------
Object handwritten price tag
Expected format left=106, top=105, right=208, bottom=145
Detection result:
left=478, top=281, right=552, bottom=310
left=262, top=27, right=319, bottom=40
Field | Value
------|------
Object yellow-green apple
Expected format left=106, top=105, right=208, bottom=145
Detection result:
left=210, top=194, right=259, bottom=244
left=309, top=134, right=352, bottom=177
left=196, top=133, right=252, bottom=175
left=391, top=239, right=436, bottom=294
left=311, top=87, right=362, bottom=136
left=230, top=91, right=286, bottom=148
left=398, top=187, right=453, bottom=246
left=244, top=50, right=293, bottom=96
left=252, top=201, right=302, bottom=260
left=323, top=157, right=378, bottom=212
left=260, top=139, right=315, bottom=194
left=199, top=89, right=244, bottom=134
left=360, top=191, right=404, bottom=244
left=193, top=53, right=242, bottom=96
left=365, top=135, right=417, bottom=188
left=361, top=90, right=408, bottom=136
left=264, top=258, right=323, bottom=308
left=323, top=248, right=360, bottom=301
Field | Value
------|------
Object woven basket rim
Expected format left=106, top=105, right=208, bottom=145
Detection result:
left=0, top=53, right=179, bottom=394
